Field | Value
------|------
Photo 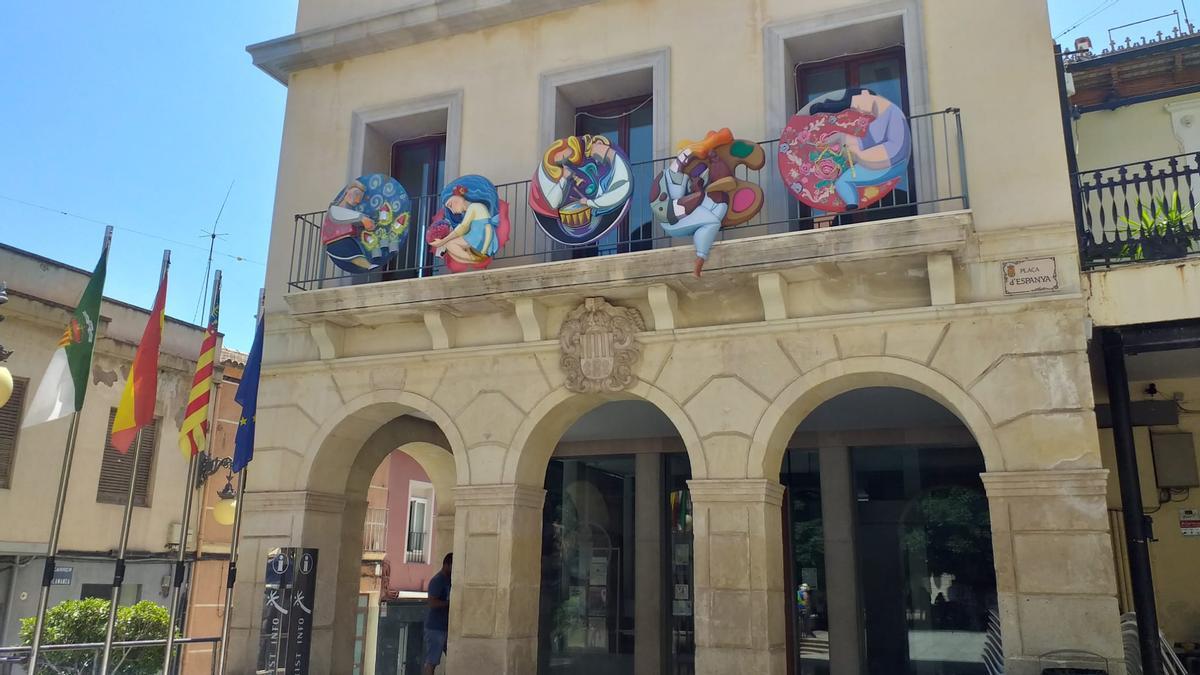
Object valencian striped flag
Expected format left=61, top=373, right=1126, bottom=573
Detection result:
left=179, top=276, right=220, bottom=458
left=23, top=236, right=111, bottom=427
left=110, top=258, right=169, bottom=454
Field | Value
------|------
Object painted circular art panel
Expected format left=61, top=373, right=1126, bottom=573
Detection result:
left=529, top=135, right=634, bottom=246
left=425, top=174, right=511, bottom=273
left=777, top=89, right=912, bottom=213
left=321, top=173, right=412, bottom=273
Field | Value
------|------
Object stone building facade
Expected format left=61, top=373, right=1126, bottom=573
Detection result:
left=232, top=1, right=1126, bottom=673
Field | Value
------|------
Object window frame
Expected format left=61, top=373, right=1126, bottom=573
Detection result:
left=794, top=45, right=910, bottom=113
left=0, top=375, right=30, bottom=490
left=386, top=134, right=448, bottom=279
left=793, top=45, right=916, bottom=228
left=573, top=94, right=654, bottom=257
left=96, top=408, right=160, bottom=508
left=404, top=495, right=431, bottom=564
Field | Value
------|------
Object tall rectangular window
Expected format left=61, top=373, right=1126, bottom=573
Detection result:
left=0, top=376, right=28, bottom=489
left=96, top=408, right=159, bottom=507
left=574, top=95, right=654, bottom=257
left=388, top=135, right=447, bottom=278
left=405, top=497, right=430, bottom=564
left=794, top=46, right=915, bottom=227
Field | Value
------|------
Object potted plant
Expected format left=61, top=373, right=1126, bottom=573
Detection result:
left=1119, top=190, right=1197, bottom=261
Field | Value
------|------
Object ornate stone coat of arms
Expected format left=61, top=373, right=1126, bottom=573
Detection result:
left=559, top=298, right=644, bottom=393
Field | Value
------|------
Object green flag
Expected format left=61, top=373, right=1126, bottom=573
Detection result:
left=23, top=239, right=110, bottom=427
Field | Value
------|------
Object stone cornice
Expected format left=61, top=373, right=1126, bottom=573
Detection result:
left=980, top=469, right=1109, bottom=497
left=687, top=479, right=785, bottom=506
left=247, top=0, right=602, bottom=84
left=261, top=292, right=1087, bottom=377
left=243, top=489, right=347, bottom=513
left=454, top=483, right=546, bottom=508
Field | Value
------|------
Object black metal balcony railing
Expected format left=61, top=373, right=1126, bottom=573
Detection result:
left=405, top=531, right=428, bottom=564
left=1076, top=153, right=1200, bottom=269
left=288, top=109, right=969, bottom=291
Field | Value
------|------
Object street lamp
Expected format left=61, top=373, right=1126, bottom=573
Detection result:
left=196, top=452, right=238, bottom=526
left=0, top=282, right=13, bottom=408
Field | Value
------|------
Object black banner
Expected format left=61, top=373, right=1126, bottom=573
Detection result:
left=282, top=548, right=319, bottom=674
left=257, top=550, right=293, bottom=673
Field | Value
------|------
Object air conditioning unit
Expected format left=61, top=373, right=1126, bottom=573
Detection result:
left=167, top=522, right=195, bottom=547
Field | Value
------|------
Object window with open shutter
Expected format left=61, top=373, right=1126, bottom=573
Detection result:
left=0, top=376, right=29, bottom=489
left=96, top=408, right=158, bottom=507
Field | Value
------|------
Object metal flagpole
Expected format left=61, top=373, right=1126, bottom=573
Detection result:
left=216, top=287, right=262, bottom=675
left=215, top=466, right=247, bottom=675
left=27, top=225, right=113, bottom=674
left=98, top=425, right=145, bottom=675
left=162, top=270, right=221, bottom=674
left=100, top=250, right=169, bottom=675
left=26, top=412, right=82, bottom=673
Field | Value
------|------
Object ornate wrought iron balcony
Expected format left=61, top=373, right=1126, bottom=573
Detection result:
left=287, top=109, right=969, bottom=292
left=1076, top=153, right=1200, bottom=269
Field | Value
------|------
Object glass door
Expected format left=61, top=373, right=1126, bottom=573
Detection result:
left=390, top=136, right=447, bottom=278
left=539, top=456, right=637, bottom=674
left=852, top=446, right=995, bottom=675
left=793, top=47, right=915, bottom=228
left=782, top=449, right=830, bottom=675
left=574, top=96, right=654, bottom=257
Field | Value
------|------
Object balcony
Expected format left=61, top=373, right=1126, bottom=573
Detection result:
left=405, top=531, right=429, bottom=564
left=1075, top=153, right=1200, bottom=269
left=286, top=109, right=969, bottom=294
left=363, top=507, right=387, bottom=555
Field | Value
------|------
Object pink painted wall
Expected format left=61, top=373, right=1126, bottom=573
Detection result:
left=384, top=451, right=438, bottom=593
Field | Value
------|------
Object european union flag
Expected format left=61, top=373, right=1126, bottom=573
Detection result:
left=232, top=316, right=264, bottom=472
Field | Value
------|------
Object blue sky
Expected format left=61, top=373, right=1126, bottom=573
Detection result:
left=0, top=0, right=1190, bottom=350
left=0, top=2, right=294, bottom=351
left=1049, top=0, right=1194, bottom=46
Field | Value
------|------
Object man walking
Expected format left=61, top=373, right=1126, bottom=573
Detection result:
left=423, top=553, right=452, bottom=675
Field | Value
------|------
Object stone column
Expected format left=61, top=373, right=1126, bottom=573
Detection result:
left=224, top=490, right=349, bottom=675
left=689, top=479, right=787, bottom=675
left=981, top=469, right=1124, bottom=675
left=818, top=446, right=864, bottom=674
left=445, top=484, right=545, bottom=675
left=433, top=513, right=456, bottom=565
left=634, top=453, right=664, bottom=675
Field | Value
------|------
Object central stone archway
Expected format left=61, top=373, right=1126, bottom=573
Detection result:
left=293, top=390, right=466, bottom=675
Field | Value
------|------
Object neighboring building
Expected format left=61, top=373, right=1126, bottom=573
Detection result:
left=356, top=451, right=441, bottom=674
left=0, top=244, right=223, bottom=673
left=180, top=348, right=246, bottom=675
left=1065, top=26, right=1200, bottom=665
left=228, top=2, right=1125, bottom=675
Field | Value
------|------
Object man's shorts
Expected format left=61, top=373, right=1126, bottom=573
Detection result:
left=424, top=628, right=448, bottom=666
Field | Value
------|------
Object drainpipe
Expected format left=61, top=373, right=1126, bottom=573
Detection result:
left=1101, top=329, right=1163, bottom=675
left=1053, top=44, right=1088, bottom=257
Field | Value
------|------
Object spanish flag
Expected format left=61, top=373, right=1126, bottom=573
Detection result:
left=179, top=274, right=220, bottom=458
left=111, top=258, right=169, bottom=454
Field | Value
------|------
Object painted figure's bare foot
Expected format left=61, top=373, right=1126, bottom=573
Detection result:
left=693, top=256, right=705, bottom=277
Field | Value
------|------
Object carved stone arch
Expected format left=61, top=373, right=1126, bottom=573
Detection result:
left=298, top=389, right=468, bottom=494
left=502, top=379, right=708, bottom=487
left=748, top=355, right=1005, bottom=478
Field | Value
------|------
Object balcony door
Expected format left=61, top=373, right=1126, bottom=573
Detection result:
left=389, top=135, right=447, bottom=278
left=572, top=95, right=654, bottom=257
left=794, top=47, right=915, bottom=227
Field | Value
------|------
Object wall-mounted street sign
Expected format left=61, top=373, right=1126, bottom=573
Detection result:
left=50, top=565, right=73, bottom=586
left=1002, top=257, right=1058, bottom=295
left=1181, top=508, right=1200, bottom=537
